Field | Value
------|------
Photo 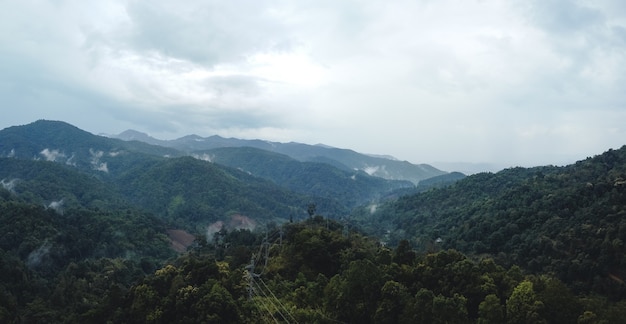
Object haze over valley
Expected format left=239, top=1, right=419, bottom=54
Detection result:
left=2, top=0, right=626, bottom=322
left=1, top=120, right=626, bottom=322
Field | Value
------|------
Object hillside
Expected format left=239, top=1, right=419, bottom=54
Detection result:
left=113, top=155, right=346, bottom=230
left=3, top=215, right=624, bottom=323
left=2, top=120, right=626, bottom=322
left=113, top=129, right=447, bottom=184
left=357, top=146, right=626, bottom=299
left=198, top=146, right=413, bottom=208
left=0, top=121, right=413, bottom=223
left=0, top=120, right=181, bottom=170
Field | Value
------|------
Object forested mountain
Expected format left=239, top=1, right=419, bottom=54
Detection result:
left=1, top=120, right=419, bottom=220
left=198, top=146, right=413, bottom=208
left=2, top=120, right=626, bottom=322
left=112, top=155, right=346, bottom=230
left=0, top=120, right=181, bottom=169
left=113, top=129, right=446, bottom=184
left=356, top=146, right=626, bottom=300
left=0, top=175, right=176, bottom=322
left=3, top=214, right=624, bottom=323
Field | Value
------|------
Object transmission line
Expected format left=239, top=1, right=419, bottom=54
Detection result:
left=250, top=276, right=291, bottom=323
left=258, top=277, right=298, bottom=324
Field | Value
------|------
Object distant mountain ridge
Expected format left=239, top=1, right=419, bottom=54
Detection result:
left=112, top=129, right=447, bottom=184
left=0, top=120, right=425, bottom=227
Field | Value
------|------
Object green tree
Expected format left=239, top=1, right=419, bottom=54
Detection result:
left=324, top=259, right=385, bottom=323
left=432, top=293, right=468, bottom=324
left=506, top=280, right=545, bottom=324
left=393, top=239, right=416, bottom=265
left=477, top=294, right=504, bottom=324
left=400, top=288, right=434, bottom=323
left=374, top=280, right=410, bottom=324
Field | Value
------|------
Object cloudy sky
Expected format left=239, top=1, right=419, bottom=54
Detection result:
left=1, top=0, right=625, bottom=169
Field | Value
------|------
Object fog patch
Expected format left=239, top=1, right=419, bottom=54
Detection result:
left=206, top=221, right=225, bottom=242
left=362, top=165, right=390, bottom=178
left=94, top=162, right=109, bottom=172
left=206, top=214, right=257, bottom=242
left=1, top=178, right=19, bottom=193
left=40, top=148, right=66, bottom=162
left=26, top=240, right=52, bottom=268
left=362, top=165, right=379, bottom=176
left=191, top=153, right=213, bottom=162
left=47, top=199, right=64, bottom=214
left=369, top=203, right=378, bottom=214
left=89, top=148, right=109, bottom=172
left=7, top=148, right=15, bottom=158
left=109, top=151, right=122, bottom=157
left=65, top=153, right=76, bottom=166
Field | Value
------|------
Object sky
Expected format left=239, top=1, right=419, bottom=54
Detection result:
left=1, top=0, right=626, bottom=170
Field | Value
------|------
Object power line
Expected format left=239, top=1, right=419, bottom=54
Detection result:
left=251, top=283, right=280, bottom=324
left=258, top=277, right=298, bottom=324
left=250, top=276, right=291, bottom=323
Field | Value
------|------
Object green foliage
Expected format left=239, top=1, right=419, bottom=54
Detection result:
left=478, top=294, right=504, bottom=324
left=115, top=156, right=347, bottom=230
left=205, top=146, right=414, bottom=208
left=2, top=121, right=626, bottom=322
left=365, top=146, right=626, bottom=299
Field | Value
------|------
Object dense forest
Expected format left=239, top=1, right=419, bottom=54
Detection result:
left=2, top=210, right=625, bottom=323
left=1, top=120, right=626, bottom=322
left=354, top=146, right=626, bottom=302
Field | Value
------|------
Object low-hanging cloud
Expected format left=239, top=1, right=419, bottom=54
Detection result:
left=47, top=199, right=64, bottom=215
left=89, top=149, right=109, bottom=172
left=26, top=240, right=52, bottom=268
left=40, top=148, right=66, bottom=162
left=1, top=178, right=19, bottom=193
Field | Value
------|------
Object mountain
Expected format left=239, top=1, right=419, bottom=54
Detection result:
left=0, top=120, right=182, bottom=175
left=112, top=130, right=447, bottom=184
left=0, top=158, right=125, bottom=211
left=113, top=155, right=347, bottom=230
left=2, top=120, right=626, bottom=323
left=0, top=121, right=418, bottom=223
left=431, top=161, right=510, bottom=174
left=0, top=121, right=348, bottom=220
left=196, top=146, right=414, bottom=208
left=356, top=145, right=626, bottom=299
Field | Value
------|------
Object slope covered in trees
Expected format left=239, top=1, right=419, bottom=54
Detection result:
left=2, top=120, right=625, bottom=322
left=357, top=146, right=626, bottom=299
left=112, top=129, right=447, bottom=184
left=202, top=146, right=413, bottom=208
left=113, top=155, right=346, bottom=230
left=0, top=120, right=420, bottom=223
left=3, top=216, right=624, bottom=323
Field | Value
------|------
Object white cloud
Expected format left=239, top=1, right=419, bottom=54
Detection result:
left=1, top=178, right=19, bottom=193
left=1, top=0, right=625, bottom=167
left=89, top=149, right=109, bottom=172
left=48, top=199, right=64, bottom=214
left=40, top=149, right=66, bottom=162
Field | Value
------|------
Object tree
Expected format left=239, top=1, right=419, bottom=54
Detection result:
left=374, top=280, right=409, bottom=324
left=393, top=239, right=416, bottom=265
left=478, top=294, right=504, bottom=324
left=324, top=259, right=385, bottom=323
left=506, top=281, right=545, bottom=324
left=432, top=293, right=468, bottom=324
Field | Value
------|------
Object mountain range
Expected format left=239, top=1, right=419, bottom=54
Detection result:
left=0, top=120, right=451, bottom=228
left=112, top=129, right=446, bottom=184
left=2, top=119, right=626, bottom=322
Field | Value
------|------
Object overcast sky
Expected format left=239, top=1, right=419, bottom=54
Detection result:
left=1, top=0, right=625, bottom=169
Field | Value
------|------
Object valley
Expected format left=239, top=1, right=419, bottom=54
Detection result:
left=1, top=120, right=625, bottom=323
